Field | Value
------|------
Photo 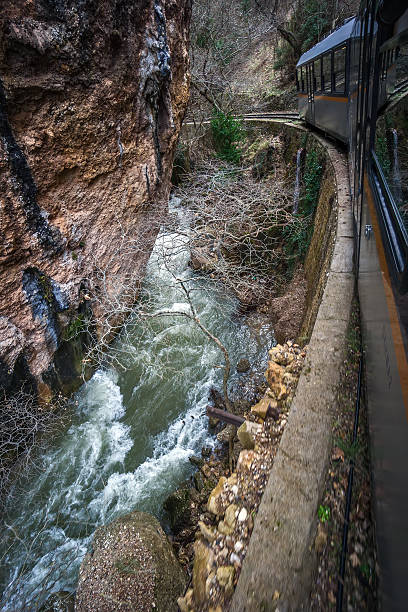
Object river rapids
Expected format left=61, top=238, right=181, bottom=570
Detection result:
left=0, top=198, right=274, bottom=609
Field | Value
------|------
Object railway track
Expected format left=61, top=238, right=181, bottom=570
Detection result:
left=184, top=111, right=300, bottom=127
left=239, top=111, right=300, bottom=121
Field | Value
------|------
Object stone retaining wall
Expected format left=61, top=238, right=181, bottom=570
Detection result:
left=230, top=131, right=354, bottom=611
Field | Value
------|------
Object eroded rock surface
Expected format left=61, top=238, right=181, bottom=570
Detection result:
left=75, top=511, right=186, bottom=611
left=0, top=0, right=190, bottom=395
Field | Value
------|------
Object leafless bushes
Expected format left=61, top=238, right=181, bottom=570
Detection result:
left=173, top=159, right=293, bottom=305
left=0, top=389, right=67, bottom=507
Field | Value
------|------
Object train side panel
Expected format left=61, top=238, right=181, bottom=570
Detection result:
left=358, top=176, right=408, bottom=611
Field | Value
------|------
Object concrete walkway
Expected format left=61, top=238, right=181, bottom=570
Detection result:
left=231, top=138, right=354, bottom=611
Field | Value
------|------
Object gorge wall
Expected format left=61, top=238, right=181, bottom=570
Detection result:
left=0, top=0, right=191, bottom=397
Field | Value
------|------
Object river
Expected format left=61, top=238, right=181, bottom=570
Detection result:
left=0, top=198, right=274, bottom=609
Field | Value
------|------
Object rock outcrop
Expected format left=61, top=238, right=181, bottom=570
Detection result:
left=0, top=0, right=191, bottom=396
left=75, top=510, right=186, bottom=611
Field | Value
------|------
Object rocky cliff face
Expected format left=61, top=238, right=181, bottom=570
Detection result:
left=0, top=0, right=191, bottom=397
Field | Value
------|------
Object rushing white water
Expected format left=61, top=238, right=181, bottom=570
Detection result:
left=0, top=198, right=273, bottom=609
left=391, top=129, right=402, bottom=205
left=293, top=148, right=303, bottom=214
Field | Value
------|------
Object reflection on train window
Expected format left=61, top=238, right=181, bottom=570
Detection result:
left=314, top=59, right=322, bottom=91
left=300, top=66, right=305, bottom=92
left=381, top=53, right=387, bottom=80
left=395, top=43, right=408, bottom=90
left=334, top=46, right=346, bottom=92
left=375, top=109, right=408, bottom=234
left=322, top=53, right=332, bottom=92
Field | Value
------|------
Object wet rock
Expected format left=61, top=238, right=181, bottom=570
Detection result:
left=217, top=424, right=235, bottom=444
left=193, top=540, right=215, bottom=606
left=194, top=471, right=205, bottom=492
left=237, top=420, right=261, bottom=450
left=40, top=591, right=74, bottom=612
left=164, top=487, right=192, bottom=534
left=210, top=387, right=225, bottom=411
left=189, top=455, right=204, bottom=468
left=75, top=511, right=186, bottom=612
left=236, top=358, right=251, bottom=373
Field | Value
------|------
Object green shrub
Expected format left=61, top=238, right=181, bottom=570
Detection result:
left=211, top=110, right=244, bottom=163
left=283, top=149, right=323, bottom=264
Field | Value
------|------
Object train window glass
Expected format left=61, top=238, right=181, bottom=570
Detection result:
left=375, top=113, right=408, bottom=235
left=314, top=59, right=322, bottom=91
left=395, top=42, right=408, bottom=91
left=300, top=66, right=305, bottom=92
left=296, top=69, right=300, bottom=91
left=381, top=53, right=387, bottom=80
left=322, top=53, right=331, bottom=92
left=333, top=46, right=346, bottom=93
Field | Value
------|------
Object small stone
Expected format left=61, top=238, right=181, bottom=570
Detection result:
left=230, top=552, right=241, bottom=565
left=218, top=520, right=234, bottom=536
left=237, top=421, right=261, bottom=450
left=273, top=590, right=280, bottom=600
left=315, top=522, right=327, bottom=553
left=198, top=521, right=216, bottom=543
left=177, top=589, right=193, bottom=612
left=224, top=504, right=238, bottom=528
left=217, top=424, right=235, bottom=444
left=238, top=507, right=248, bottom=522
left=269, top=382, right=288, bottom=401
left=350, top=552, right=360, bottom=567
left=227, top=473, right=238, bottom=487
left=251, top=396, right=276, bottom=420
left=209, top=607, right=222, bottom=612
left=234, top=540, right=244, bottom=553
left=237, top=358, right=251, bottom=373
left=207, top=477, right=227, bottom=515
left=265, top=360, right=285, bottom=388
left=205, top=571, right=216, bottom=597
left=231, top=484, right=239, bottom=496
left=216, top=565, right=235, bottom=595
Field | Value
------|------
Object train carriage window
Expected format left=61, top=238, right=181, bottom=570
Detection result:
left=322, top=53, right=332, bottom=92
left=296, top=69, right=300, bottom=91
left=334, top=46, right=346, bottom=93
left=314, top=59, right=322, bottom=91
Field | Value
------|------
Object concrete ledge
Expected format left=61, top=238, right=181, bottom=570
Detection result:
left=231, top=134, right=354, bottom=611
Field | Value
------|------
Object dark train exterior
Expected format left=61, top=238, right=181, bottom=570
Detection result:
left=297, top=2, right=408, bottom=610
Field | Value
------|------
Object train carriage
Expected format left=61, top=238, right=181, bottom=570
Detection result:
left=297, top=2, right=408, bottom=609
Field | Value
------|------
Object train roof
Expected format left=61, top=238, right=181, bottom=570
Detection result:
left=296, top=17, right=357, bottom=67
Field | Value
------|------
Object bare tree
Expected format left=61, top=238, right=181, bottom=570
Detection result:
left=0, top=389, right=67, bottom=507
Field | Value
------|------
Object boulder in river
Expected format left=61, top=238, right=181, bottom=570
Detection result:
left=236, top=358, right=251, bottom=373
left=75, top=511, right=186, bottom=612
left=164, top=487, right=192, bottom=534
